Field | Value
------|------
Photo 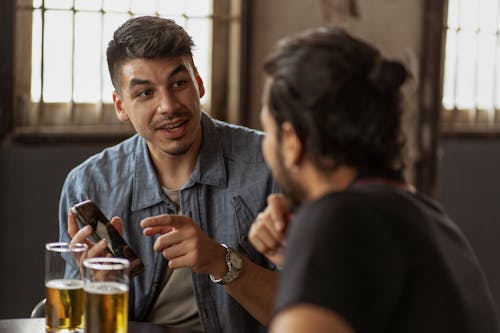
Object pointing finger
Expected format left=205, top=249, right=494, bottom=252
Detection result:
left=141, top=215, right=192, bottom=233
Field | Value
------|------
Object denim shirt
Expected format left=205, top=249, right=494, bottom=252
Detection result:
left=59, top=113, right=277, bottom=333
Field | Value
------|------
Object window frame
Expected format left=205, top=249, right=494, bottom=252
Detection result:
left=0, top=0, right=15, bottom=141
left=416, top=0, right=447, bottom=196
left=440, top=0, right=500, bottom=138
left=3, top=0, right=246, bottom=144
left=417, top=0, right=500, bottom=197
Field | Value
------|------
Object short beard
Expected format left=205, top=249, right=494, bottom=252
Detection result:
left=163, top=141, right=193, bottom=156
left=151, top=111, right=192, bottom=127
left=274, top=149, right=305, bottom=211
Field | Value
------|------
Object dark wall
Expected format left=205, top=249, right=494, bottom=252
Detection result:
left=438, top=138, right=500, bottom=314
left=1, top=141, right=499, bottom=319
left=0, top=145, right=104, bottom=318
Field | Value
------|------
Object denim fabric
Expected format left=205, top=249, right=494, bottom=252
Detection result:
left=59, top=112, right=277, bottom=333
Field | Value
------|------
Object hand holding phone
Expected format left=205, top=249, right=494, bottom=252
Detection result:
left=71, top=200, right=144, bottom=278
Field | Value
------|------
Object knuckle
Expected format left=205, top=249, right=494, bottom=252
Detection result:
left=154, top=239, right=164, bottom=252
left=191, top=252, right=199, bottom=263
left=186, top=227, right=197, bottom=238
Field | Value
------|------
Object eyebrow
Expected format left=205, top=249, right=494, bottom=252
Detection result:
left=129, top=78, right=151, bottom=89
left=128, top=64, right=190, bottom=90
left=169, top=64, right=189, bottom=78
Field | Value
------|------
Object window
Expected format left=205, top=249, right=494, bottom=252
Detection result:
left=441, top=0, right=500, bottom=133
left=13, top=0, right=244, bottom=141
left=417, top=0, right=500, bottom=194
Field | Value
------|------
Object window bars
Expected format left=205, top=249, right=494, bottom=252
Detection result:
left=14, top=0, right=214, bottom=138
left=442, top=0, right=500, bottom=133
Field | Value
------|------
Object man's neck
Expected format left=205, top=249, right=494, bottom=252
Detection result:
left=300, top=164, right=358, bottom=202
left=157, top=156, right=197, bottom=189
left=148, top=144, right=201, bottom=190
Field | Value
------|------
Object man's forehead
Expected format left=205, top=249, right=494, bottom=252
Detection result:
left=120, top=56, right=194, bottom=78
left=116, top=56, right=195, bottom=91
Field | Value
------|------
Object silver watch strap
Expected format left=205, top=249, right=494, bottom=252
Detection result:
left=209, top=243, right=241, bottom=285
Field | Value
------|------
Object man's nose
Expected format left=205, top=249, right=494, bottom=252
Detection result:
left=157, top=90, right=180, bottom=114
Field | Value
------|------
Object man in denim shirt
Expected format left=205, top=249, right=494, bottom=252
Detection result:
left=59, top=16, right=277, bottom=333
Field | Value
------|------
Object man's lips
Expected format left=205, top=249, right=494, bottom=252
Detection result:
left=156, top=119, right=189, bottom=139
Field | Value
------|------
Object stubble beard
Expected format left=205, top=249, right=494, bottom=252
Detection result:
left=152, top=111, right=199, bottom=156
left=274, top=151, right=305, bottom=211
left=163, top=141, right=193, bottom=156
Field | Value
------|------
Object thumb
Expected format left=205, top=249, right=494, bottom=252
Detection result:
left=110, top=216, right=124, bottom=236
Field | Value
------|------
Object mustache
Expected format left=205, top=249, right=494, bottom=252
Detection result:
left=151, top=111, right=192, bottom=127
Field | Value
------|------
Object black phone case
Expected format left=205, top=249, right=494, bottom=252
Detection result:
left=71, top=199, right=145, bottom=278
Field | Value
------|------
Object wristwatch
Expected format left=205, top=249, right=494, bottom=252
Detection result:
left=210, top=243, right=243, bottom=285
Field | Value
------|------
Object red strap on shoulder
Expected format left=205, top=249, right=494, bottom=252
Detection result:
left=352, top=178, right=416, bottom=193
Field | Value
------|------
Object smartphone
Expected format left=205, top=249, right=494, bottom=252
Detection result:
left=71, top=199, right=144, bottom=278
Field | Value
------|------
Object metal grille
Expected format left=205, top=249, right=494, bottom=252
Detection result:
left=441, top=0, right=500, bottom=133
left=15, top=0, right=214, bottom=137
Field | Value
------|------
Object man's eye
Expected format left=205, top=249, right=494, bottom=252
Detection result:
left=172, top=80, right=187, bottom=89
left=138, top=89, right=153, bottom=97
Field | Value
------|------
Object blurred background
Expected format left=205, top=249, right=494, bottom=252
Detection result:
left=2, top=0, right=500, bottom=320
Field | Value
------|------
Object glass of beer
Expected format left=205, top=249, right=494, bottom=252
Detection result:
left=83, top=257, right=129, bottom=333
left=45, top=242, right=88, bottom=332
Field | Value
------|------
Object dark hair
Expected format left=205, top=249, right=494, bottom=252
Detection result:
left=263, top=26, right=408, bottom=174
left=106, top=16, right=195, bottom=92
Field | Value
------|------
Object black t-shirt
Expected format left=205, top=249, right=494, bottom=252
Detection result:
left=274, top=184, right=499, bottom=333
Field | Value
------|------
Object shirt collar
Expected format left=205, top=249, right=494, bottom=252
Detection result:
left=183, top=112, right=227, bottom=189
left=131, top=112, right=227, bottom=211
left=131, top=136, right=165, bottom=211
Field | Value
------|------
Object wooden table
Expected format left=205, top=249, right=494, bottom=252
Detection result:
left=0, top=318, right=195, bottom=333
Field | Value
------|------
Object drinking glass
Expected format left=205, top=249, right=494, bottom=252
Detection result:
left=83, top=257, right=130, bottom=333
left=45, top=242, right=88, bottom=332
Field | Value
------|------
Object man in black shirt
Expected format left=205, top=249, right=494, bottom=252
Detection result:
left=249, top=27, right=499, bottom=333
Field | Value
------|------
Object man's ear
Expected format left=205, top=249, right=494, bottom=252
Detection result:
left=195, top=74, right=205, bottom=99
left=281, top=122, right=303, bottom=169
left=113, top=91, right=129, bottom=122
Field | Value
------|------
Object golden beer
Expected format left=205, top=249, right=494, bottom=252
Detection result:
left=84, top=281, right=129, bottom=333
left=45, top=279, right=84, bottom=332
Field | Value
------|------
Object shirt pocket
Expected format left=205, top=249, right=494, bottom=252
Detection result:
left=231, top=195, right=262, bottom=262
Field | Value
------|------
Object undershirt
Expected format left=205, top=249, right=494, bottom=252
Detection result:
left=147, top=187, right=204, bottom=332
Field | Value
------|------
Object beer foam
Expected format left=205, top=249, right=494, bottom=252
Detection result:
left=84, top=281, right=128, bottom=295
left=45, top=279, right=84, bottom=290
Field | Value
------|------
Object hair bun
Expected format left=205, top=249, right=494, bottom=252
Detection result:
left=369, top=58, right=408, bottom=91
